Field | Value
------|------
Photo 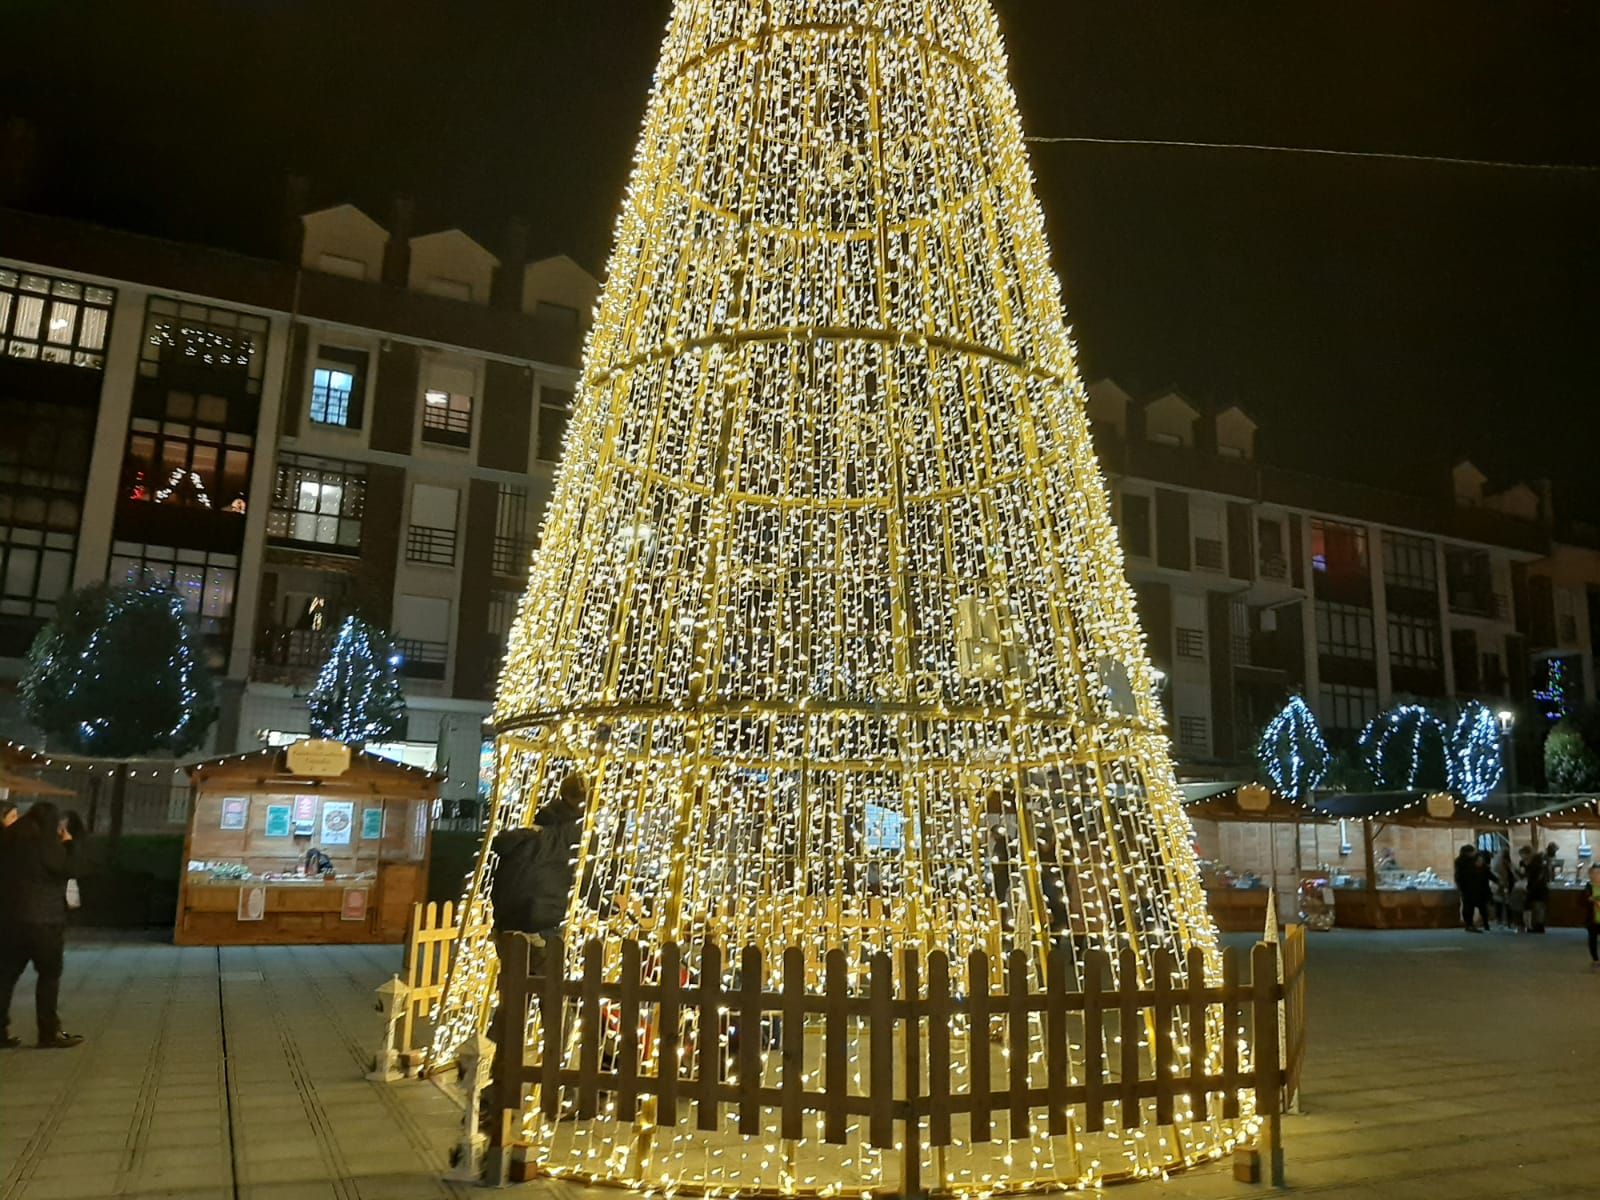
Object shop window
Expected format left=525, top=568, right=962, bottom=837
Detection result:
left=421, top=389, right=473, bottom=448
left=309, top=347, right=368, bottom=429
left=0, top=269, right=115, bottom=369
left=267, top=455, right=365, bottom=551
left=538, top=386, right=574, bottom=462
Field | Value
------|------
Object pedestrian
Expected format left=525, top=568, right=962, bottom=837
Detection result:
left=1524, top=844, right=1549, bottom=934
left=0, top=801, right=84, bottom=1049
left=1544, top=842, right=1563, bottom=887
left=1584, top=864, right=1600, bottom=971
left=1453, top=844, right=1487, bottom=932
left=1474, top=851, right=1495, bottom=931
left=1492, top=849, right=1516, bottom=929
left=490, top=770, right=589, bottom=960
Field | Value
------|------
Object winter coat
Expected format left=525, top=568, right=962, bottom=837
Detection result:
left=490, top=799, right=584, bottom=934
left=1523, top=855, right=1549, bottom=902
left=0, top=822, right=77, bottom=926
left=1452, top=853, right=1478, bottom=894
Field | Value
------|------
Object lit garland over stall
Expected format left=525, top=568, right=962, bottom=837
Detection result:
left=433, top=0, right=1238, bottom=1191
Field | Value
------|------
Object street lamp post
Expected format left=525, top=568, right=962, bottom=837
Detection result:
left=1496, top=709, right=1518, bottom=813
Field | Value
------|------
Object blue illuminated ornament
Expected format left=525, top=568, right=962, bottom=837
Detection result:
left=1360, top=704, right=1452, bottom=792
left=1255, top=695, right=1330, bottom=798
left=307, top=616, right=408, bottom=746
left=1449, top=701, right=1504, bottom=804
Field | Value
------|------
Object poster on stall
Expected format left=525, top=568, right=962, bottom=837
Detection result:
left=293, top=795, right=319, bottom=835
left=341, top=888, right=368, bottom=922
left=238, top=885, right=266, bottom=922
left=360, top=807, right=384, bottom=841
left=264, top=804, right=292, bottom=839
left=321, top=801, right=354, bottom=846
left=219, top=797, right=249, bottom=831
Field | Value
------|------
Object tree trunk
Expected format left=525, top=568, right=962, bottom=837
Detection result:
left=109, top=761, right=129, bottom=846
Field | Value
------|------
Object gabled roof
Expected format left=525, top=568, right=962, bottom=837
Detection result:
left=1144, top=388, right=1201, bottom=418
left=1215, top=403, right=1258, bottom=430
left=187, top=746, right=443, bottom=797
left=299, top=203, right=388, bottom=238
left=409, top=228, right=500, bottom=267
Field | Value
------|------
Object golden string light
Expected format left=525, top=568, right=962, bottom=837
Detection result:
left=433, top=0, right=1236, bottom=1189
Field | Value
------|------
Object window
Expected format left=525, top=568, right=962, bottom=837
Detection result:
left=139, top=298, right=267, bottom=394
left=1445, top=546, right=1494, bottom=616
left=122, top=418, right=253, bottom=514
left=107, top=541, right=238, bottom=661
left=1175, top=627, right=1206, bottom=659
left=1192, top=506, right=1224, bottom=572
left=309, top=347, right=368, bottom=429
left=1311, top=520, right=1368, bottom=579
left=407, top=484, right=459, bottom=567
left=267, top=455, right=365, bottom=551
left=1319, top=684, right=1378, bottom=738
left=1387, top=613, right=1442, bottom=670
left=1177, top=715, right=1210, bottom=753
left=493, top=484, right=532, bottom=575
left=1316, top=601, right=1374, bottom=660
left=1119, top=493, right=1152, bottom=559
left=1257, top=518, right=1287, bottom=581
left=1383, top=532, right=1437, bottom=592
left=0, top=525, right=74, bottom=621
left=0, top=270, right=115, bottom=368
left=1451, top=628, right=1480, bottom=691
left=487, top=588, right=521, bottom=672
left=533, top=301, right=581, bottom=334
left=421, top=388, right=473, bottom=447
left=538, top=386, right=574, bottom=462
left=394, top=593, right=451, bottom=680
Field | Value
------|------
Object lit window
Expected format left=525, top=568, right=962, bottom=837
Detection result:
left=268, top=455, right=365, bottom=551
left=0, top=270, right=115, bottom=369
left=308, top=347, right=367, bottom=428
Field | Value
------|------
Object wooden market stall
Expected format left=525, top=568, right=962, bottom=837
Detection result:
left=175, top=742, right=441, bottom=946
left=1507, top=798, right=1599, bottom=928
left=0, top=742, right=77, bottom=804
left=1185, top=786, right=1312, bottom=930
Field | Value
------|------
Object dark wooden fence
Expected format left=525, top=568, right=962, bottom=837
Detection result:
left=485, top=928, right=1306, bottom=1194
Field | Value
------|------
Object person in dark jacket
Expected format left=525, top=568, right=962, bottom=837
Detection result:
left=1523, top=847, right=1549, bottom=933
left=0, top=802, right=83, bottom=1049
left=1453, top=845, right=1488, bottom=932
left=491, top=772, right=588, bottom=940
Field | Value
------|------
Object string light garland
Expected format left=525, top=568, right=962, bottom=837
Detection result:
left=1255, top=695, right=1329, bottom=799
left=306, top=616, right=408, bottom=746
left=432, top=0, right=1234, bottom=1190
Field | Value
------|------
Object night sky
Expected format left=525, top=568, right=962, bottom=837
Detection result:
left=4, top=1, right=1596, bottom=522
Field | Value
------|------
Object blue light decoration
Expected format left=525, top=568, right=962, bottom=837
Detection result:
left=1533, top=657, right=1572, bottom=724
left=1449, top=700, right=1504, bottom=804
left=307, top=616, right=408, bottom=746
left=1255, top=695, right=1331, bottom=799
left=1359, top=704, right=1452, bottom=792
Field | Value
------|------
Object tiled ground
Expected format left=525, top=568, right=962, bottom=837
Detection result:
left=3, top=928, right=1596, bottom=1199
left=1, top=936, right=464, bottom=1200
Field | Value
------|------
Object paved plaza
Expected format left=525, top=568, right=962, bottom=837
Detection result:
left=2, top=929, right=1596, bottom=1199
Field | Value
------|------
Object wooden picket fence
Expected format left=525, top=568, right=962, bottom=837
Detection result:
left=398, top=901, right=460, bottom=1066
left=1281, top=923, right=1309, bottom=1109
left=486, top=928, right=1306, bottom=1193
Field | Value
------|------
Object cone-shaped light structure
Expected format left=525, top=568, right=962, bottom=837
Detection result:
left=435, top=1, right=1232, bottom=1188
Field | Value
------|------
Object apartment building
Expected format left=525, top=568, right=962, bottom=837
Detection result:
left=0, top=198, right=597, bottom=807
left=1086, top=379, right=1552, bottom=776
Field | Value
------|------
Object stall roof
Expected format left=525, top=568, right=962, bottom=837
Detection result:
left=187, top=746, right=443, bottom=798
left=0, top=767, right=76, bottom=799
left=1505, top=797, right=1600, bottom=829
left=1183, top=790, right=1317, bottom=824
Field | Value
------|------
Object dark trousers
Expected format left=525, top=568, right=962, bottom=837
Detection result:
left=1588, top=924, right=1598, bottom=963
left=0, top=923, right=66, bottom=1040
left=1460, top=893, right=1489, bottom=929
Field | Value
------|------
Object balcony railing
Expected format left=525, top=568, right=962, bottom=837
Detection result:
left=395, top=638, right=448, bottom=680
left=492, top=534, right=533, bottom=577
left=1258, top=551, right=1288, bottom=582
left=406, top=524, right=458, bottom=567
left=1194, top=538, right=1224, bottom=572
left=254, top=626, right=336, bottom=680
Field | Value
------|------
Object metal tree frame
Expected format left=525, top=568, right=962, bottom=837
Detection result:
left=434, top=1, right=1235, bottom=1188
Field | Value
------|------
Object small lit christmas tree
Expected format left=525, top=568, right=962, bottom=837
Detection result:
left=23, top=583, right=219, bottom=839
left=1255, top=695, right=1331, bottom=799
left=306, top=616, right=407, bottom=745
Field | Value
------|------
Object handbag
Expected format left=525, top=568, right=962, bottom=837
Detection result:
left=65, top=879, right=81, bottom=910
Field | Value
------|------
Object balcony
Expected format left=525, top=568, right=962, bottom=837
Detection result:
left=1258, top=551, right=1289, bottom=583
left=406, top=524, right=458, bottom=567
left=253, top=626, right=335, bottom=683
left=395, top=638, right=448, bottom=681
left=492, top=534, right=533, bottom=578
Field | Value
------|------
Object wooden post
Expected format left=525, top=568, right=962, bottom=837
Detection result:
left=927, top=951, right=952, bottom=1147
left=1117, top=947, right=1140, bottom=1132
left=577, top=940, right=602, bottom=1120
left=824, top=948, right=848, bottom=1144
left=486, top=932, right=529, bottom=1186
left=539, top=934, right=564, bottom=1121
left=901, top=948, right=923, bottom=1200
left=1185, top=947, right=1208, bottom=1120
left=1082, top=950, right=1106, bottom=1134
left=617, top=940, right=642, bottom=1123
left=1044, top=945, right=1068, bottom=1138
left=697, top=943, right=723, bottom=1133
left=1220, top=947, right=1241, bottom=1121
left=1153, top=949, right=1174, bottom=1127
left=738, top=945, right=763, bottom=1136
left=658, top=942, right=682, bottom=1128
left=781, top=946, right=804, bottom=1142
left=869, top=952, right=894, bottom=1150
left=967, top=950, right=992, bottom=1142
left=1007, top=950, right=1030, bottom=1136
left=1252, top=942, right=1286, bottom=1187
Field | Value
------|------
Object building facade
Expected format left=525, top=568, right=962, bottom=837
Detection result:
left=0, top=200, right=596, bottom=808
left=1087, top=379, right=1555, bottom=777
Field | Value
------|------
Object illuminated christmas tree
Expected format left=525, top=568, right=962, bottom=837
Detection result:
left=436, top=0, right=1230, bottom=1187
left=307, top=615, right=407, bottom=745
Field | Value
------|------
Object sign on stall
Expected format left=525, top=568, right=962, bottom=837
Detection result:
left=287, top=739, right=352, bottom=778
